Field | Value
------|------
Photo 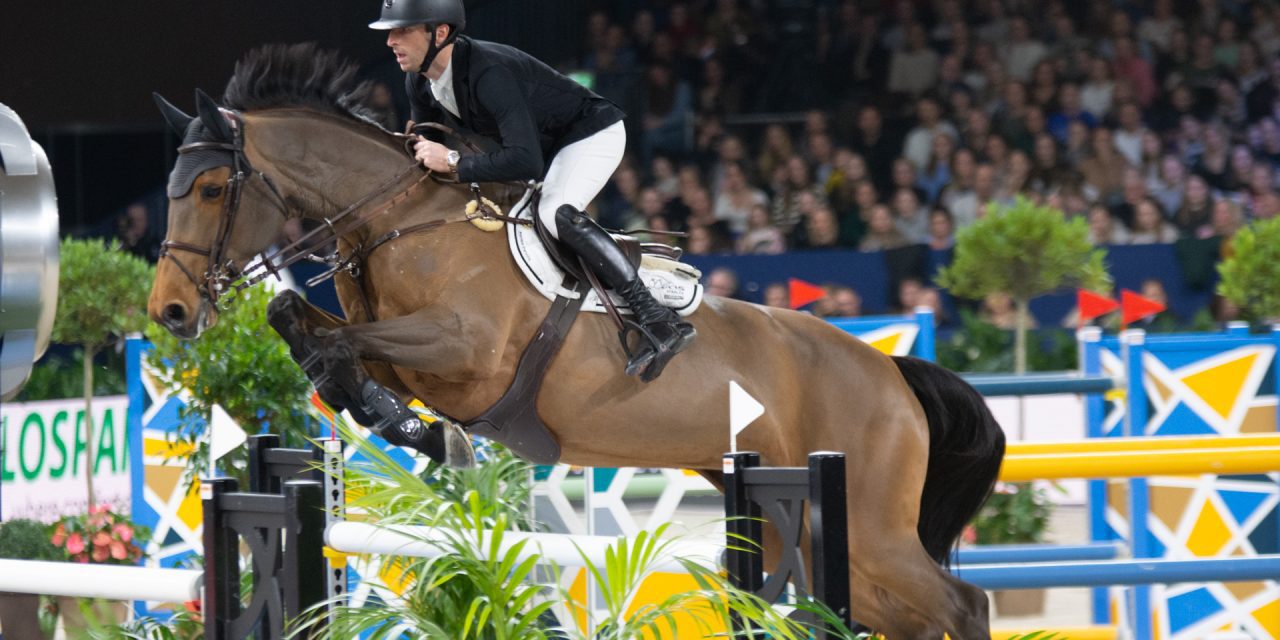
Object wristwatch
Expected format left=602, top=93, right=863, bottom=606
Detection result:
left=446, top=150, right=461, bottom=173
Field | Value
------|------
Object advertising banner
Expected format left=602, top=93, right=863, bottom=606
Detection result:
left=0, top=396, right=131, bottom=521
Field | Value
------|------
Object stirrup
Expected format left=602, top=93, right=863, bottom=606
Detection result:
left=617, top=318, right=695, bottom=382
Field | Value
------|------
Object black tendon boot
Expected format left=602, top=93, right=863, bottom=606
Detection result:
left=359, top=378, right=476, bottom=469
left=554, top=205, right=696, bottom=381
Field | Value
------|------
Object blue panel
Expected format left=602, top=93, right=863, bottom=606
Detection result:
left=1220, top=490, right=1271, bottom=527
left=147, top=397, right=189, bottom=433
left=1145, top=530, right=1166, bottom=558
left=1152, top=403, right=1219, bottom=437
left=592, top=467, right=619, bottom=492
left=1248, top=506, right=1278, bottom=554
left=1167, top=587, right=1224, bottom=635
left=686, top=244, right=1214, bottom=326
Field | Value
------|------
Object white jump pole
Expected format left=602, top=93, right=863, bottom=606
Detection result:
left=0, top=559, right=202, bottom=602
left=325, top=521, right=722, bottom=575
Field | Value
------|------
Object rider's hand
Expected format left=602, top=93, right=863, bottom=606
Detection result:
left=413, top=136, right=454, bottom=173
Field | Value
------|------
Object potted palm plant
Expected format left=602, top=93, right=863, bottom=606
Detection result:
left=0, top=518, right=56, bottom=638
left=973, top=482, right=1055, bottom=616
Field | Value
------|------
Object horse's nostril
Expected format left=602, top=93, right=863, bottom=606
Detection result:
left=162, top=303, right=188, bottom=326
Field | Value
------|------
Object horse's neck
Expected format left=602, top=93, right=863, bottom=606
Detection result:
left=245, top=111, right=538, bottom=306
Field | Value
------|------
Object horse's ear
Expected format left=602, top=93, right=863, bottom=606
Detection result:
left=194, top=89, right=234, bottom=141
left=153, top=93, right=194, bottom=135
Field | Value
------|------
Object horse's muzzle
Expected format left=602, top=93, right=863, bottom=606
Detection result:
left=155, top=300, right=209, bottom=339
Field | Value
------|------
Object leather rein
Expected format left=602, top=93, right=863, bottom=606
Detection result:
left=159, top=112, right=528, bottom=309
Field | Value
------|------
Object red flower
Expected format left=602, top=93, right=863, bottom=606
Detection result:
left=112, top=524, right=133, bottom=543
left=93, top=532, right=111, bottom=548
left=91, top=546, right=109, bottom=562
left=51, top=523, right=67, bottom=547
left=109, top=541, right=128, bottom=561
left=66, top=533, right=85, bottom=555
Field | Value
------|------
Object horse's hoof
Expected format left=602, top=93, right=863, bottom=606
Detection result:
left=441, top=421, right=476, bottom=469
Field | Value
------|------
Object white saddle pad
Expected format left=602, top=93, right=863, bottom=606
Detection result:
left=506, top=193, right=703, bottom=317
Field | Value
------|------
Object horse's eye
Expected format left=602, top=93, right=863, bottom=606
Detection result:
left=201, top=184, right=224, bottom=200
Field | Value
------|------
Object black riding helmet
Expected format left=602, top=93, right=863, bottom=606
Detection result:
left=369, top=0, right=466, bottom=72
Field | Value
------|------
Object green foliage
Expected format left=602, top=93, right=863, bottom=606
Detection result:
left=0, top=518, right=56, bottom=560
left=296, top=420, right=808, bottom=639
left=973, top=482, right=1057, bottom=545
left=1218, top=217, right=1280, bottom=323
left=51, top=238, right=153, bottom=351
left=144, top=285, right=316, bottom=482
left=938, top=197, right=1109, bottom=372
left=937, top=197, right=1111, bottom=302
left=17, top=348, right=127, bottom=401
left=936, top=310, right=1078, bottom=373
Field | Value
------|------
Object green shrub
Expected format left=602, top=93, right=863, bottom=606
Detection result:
left=0, top=518, right=56, bottom=560
left=1218, top=217, right=1280, bottom=324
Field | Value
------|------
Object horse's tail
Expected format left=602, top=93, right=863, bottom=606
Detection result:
left=891, top=355, right=1005, bottom=568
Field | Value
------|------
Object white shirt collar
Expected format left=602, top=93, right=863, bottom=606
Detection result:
left=428, top=58, right=460, bottom=119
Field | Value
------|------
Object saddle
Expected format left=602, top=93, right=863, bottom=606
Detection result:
left=390, top=122, right=701, bottom=464
left=464, top=189, right=701, bottom=465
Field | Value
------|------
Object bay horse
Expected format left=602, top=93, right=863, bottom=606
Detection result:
left=147, top=44, right=1003, bottom=639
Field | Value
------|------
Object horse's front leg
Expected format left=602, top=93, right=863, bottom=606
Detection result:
left=318, top=304, right=499, bottom=468
left=266, top=290, right=359, bottom=414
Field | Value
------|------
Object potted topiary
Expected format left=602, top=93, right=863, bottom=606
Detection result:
left=48, top=505, right=150, bottom=632
left=938, top=196, right=1110, bottom=373
left=0, top=518, right=56, bottom=638
left=973, top=482, right=1055, bottom=616
left=1218, top=217, right=1280, bottom=325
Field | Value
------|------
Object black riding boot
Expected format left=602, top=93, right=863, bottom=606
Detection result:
left=554, top=205, right=695, bottom=381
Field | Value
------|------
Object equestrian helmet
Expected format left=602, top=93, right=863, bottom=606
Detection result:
left=369, top=0, right=466, bottom=31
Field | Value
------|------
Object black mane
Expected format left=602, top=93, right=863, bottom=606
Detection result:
left=222, top=42, right=383, bottom=128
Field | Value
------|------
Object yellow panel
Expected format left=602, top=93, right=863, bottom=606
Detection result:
left=1253, top=598, right=1280, bottom=639
left=146, top=464, right=185, bottom=505
left=567, top=569, right=587, bottom=633
left=176, top=479, right=203, bottom=531
left=377, top=558, right=414, bottom=595
left=624, top=572, right=728, bottom=639
left=143, top=437, right=195, bottom=458
left=1181, top=353, right=1258, bottom=421
left=1241, top=404, right=1278, bottom=434
left=1186, top=501, right=1233, bottom=557
left=991, top=628, right=1116, bottom=640
left=865, top=332, right=903, bottom=355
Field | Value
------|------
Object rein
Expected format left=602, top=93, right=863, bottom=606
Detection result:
left=160, top=112, right=528, bottom=309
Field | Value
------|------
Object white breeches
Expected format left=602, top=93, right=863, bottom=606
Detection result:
left=539, top=120, right=626, bottom=239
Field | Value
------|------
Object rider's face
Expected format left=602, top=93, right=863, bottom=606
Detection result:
left=387, top=25, right=430, bottom=72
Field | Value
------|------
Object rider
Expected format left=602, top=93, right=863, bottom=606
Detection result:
left=371, top=0, right=695, bottom=382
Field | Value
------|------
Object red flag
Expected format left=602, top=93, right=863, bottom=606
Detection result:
left=1121, top=289, right=1166, bottom=325
left=1077, top=289, right=1120, bottom=323
left=788, top=278, right=827, bottom=309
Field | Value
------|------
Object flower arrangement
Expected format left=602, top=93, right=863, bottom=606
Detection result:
left=971, top=481, right=1055, bottom=545
left=50, top=505, right=150, bottom=564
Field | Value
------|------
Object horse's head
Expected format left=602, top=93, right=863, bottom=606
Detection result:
left=148, top=90, right=290, bottom=338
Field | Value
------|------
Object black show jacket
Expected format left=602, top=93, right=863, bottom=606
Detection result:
left=407, top=36, right=625, bottom=184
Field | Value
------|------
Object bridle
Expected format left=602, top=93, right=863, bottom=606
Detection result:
left=158, top=111, right=511, bottom=309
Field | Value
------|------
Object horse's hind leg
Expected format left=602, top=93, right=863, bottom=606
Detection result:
left=842, top=414, right=990, bottom=639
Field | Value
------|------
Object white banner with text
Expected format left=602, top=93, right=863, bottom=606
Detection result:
left=0, top=396, right=132, bottom=521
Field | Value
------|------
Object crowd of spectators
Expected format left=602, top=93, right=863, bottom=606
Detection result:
left=583, top=0, right=1280, bottom=291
